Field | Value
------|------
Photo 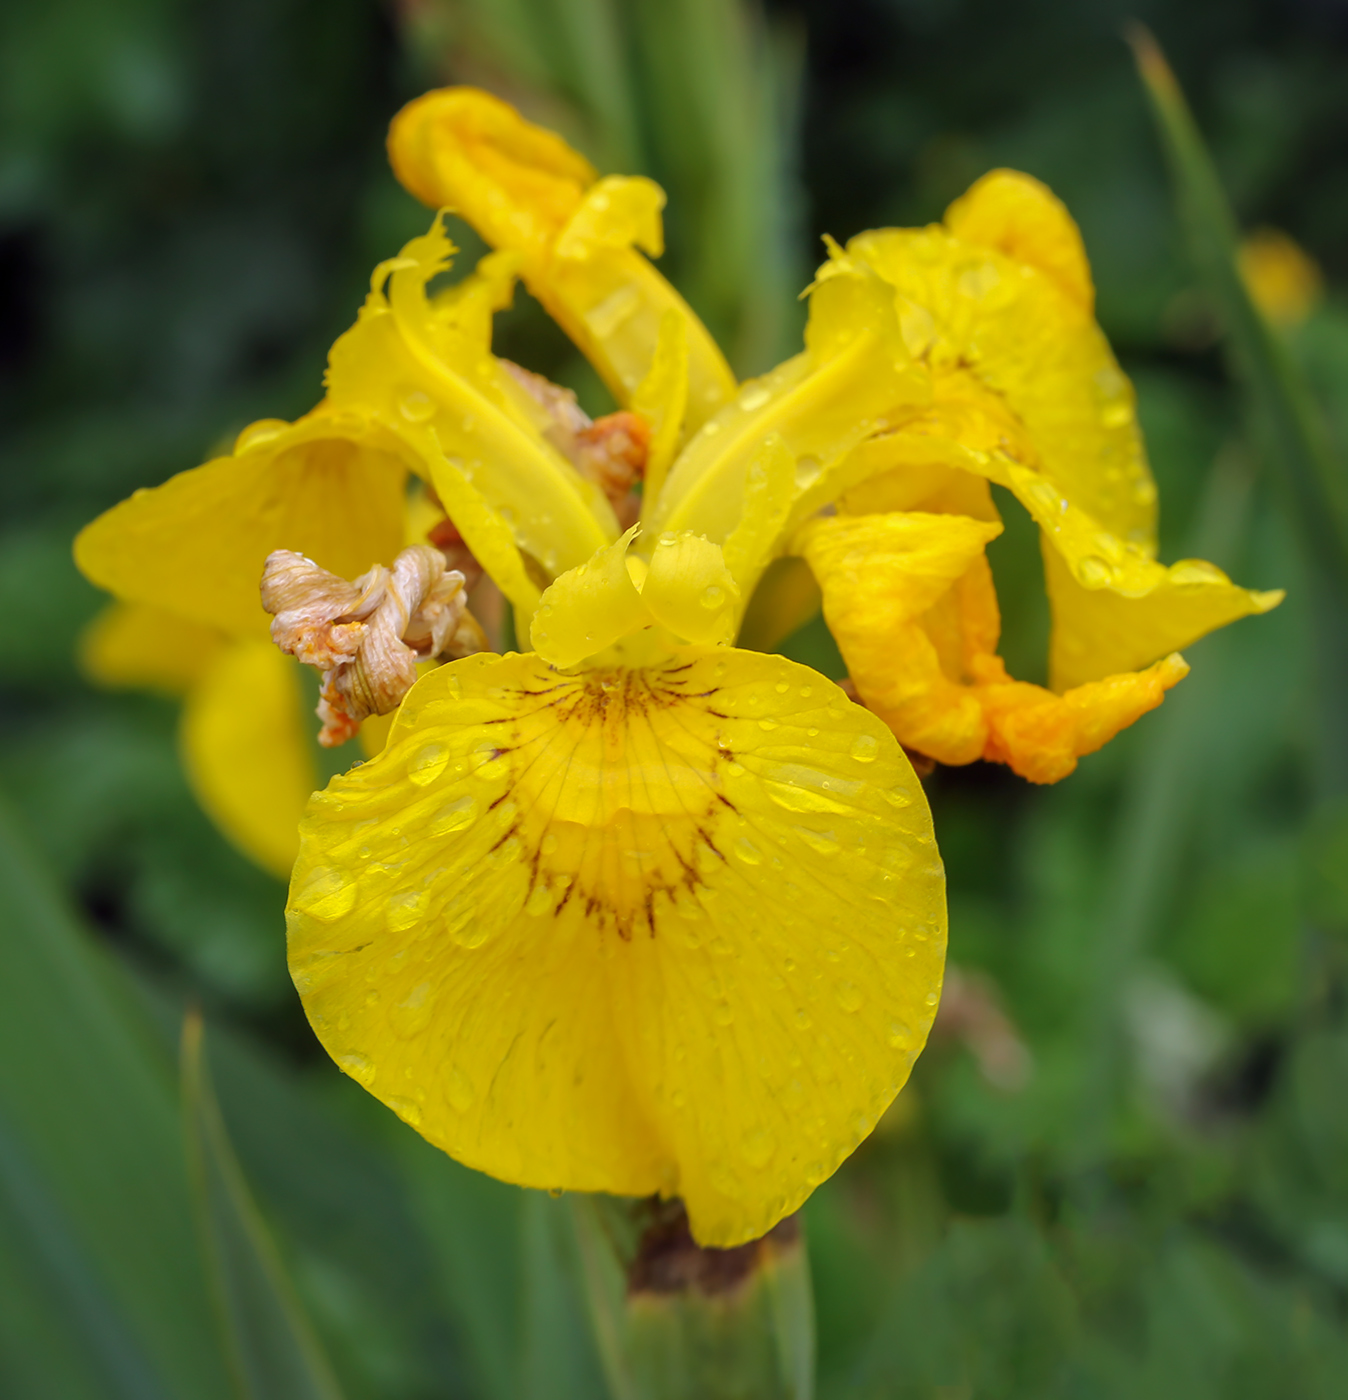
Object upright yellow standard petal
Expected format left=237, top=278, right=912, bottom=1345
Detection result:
left=287, top=648, right=945, bottom=1246
left=944, top=168, right=1094, bottom=311
left=75, top=409, right=409, bottom=637
left=181, top=641, right=315, bottom=878
left=387, top=87, right=737, bottom=428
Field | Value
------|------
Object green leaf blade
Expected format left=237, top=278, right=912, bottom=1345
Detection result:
left=181, top=1013, right=346, bottom=1400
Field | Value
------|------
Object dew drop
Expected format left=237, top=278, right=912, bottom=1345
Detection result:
left=887, top=1020, right=912, bottom=1048
left=774, top=682, right=790, bottom=694
left=399, top=389, right=435, bottom=423
left=835, top=979, right=863, bottom=1013
left=389, top=981, right=432, bottom=1037
left=850, top=732, right=879, bottom=763
left=1076, top=554, right=1114, bottom=587
left=925, top=990, right=940, bottom=1006
left=385, top=888, right=428, bottom=933
left=540, top=832, right=559, bottom=857
left=734, top=836, right=762, bottom=865
left=713, top=1001, right=735, bottom=1026
left=447, top=1067, right=475, bottom=1112
left=741, top=1128, right=776, bottom=1167
left=738, top=384, right=771, bottom=412
left=408, top=742, right=449, bottom=785
left=387, top=1094, right=423, bottom=1128
left=700, top=584, right=724, bottom=609
left=337, top=1051, right=375, bottom=1086
left=429, top=794, right=477, bottom=835
left=525, top=883, right=554, bottom=917
left=293, top=866, right=357, bottom=921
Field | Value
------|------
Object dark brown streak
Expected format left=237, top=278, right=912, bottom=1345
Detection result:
left=489, top=821, right=521, bottom=853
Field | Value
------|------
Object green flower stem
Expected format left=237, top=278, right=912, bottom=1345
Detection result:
left=1130, top=25, right=1348, bottom=792
left=571, top=1195, right=815, bottom=1400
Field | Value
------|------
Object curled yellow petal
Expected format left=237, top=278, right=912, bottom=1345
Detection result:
left=530, top=526, right=646, bottom=668
left=798, top=512, right=1003, bottom=765
left=80, top=602, right=224, bottom=697
left=75, top=408, right=409, bottom=637
left=286, top=646, right=945, bottom=1246
left=640, top=531, right=740, bottom=646
left=802, top=511, right=1195, bottom=783
left=650, top=261, right=930, bottom=584
left=327, top=214, right=618, bottom=589
left=1009, top=465, right=1285, bottom=690
left=387, top=87, right=736, bottom=428
left=181, top=641, right=315, bottom=879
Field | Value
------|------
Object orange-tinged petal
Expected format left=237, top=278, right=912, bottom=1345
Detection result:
left=974, top=651, right=1190, bottom=784
left=944, top=169, right=1094, bottom=311
left=74, top=409, right=408, bottom=638
left=388, top=87, right=736, bottom=429
left=286, top=646, right=945, bottom=1247
left=79, top=602, right=224, bottom=697
left=798, top=512, right=1003, bottom=765
left=181, top=641, right=315, bottom=878
left=802, top=511, right=1195, bottom=782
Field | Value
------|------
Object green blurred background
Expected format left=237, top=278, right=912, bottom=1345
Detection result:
left=3, top=0, right=1348, bottom=1395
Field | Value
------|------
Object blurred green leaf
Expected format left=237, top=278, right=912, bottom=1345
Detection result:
left=181, top=1011, right=345, bottom=1400
left=1131, top=27, right=1348, bottom=791
left=0, top=792, right=230, bottom=1400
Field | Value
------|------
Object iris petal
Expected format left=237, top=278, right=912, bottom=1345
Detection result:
left=287, top=646, right=945, bottom=1246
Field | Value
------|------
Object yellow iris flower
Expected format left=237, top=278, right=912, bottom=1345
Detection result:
left=75, top=85, right=1284, bottom=1249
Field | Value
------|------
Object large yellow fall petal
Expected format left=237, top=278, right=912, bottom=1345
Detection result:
left=388, top=87, right=737, bottom=429
left=74, top=408, right=409, bottom=638
left=181, top=641, right=315, bottom=879
left=79, top=602, right=225, bottom=697
left=286, top=647, right=945, bottom=1247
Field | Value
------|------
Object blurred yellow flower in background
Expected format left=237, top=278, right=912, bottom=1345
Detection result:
left=1239, top=226, right=1324, bottom=328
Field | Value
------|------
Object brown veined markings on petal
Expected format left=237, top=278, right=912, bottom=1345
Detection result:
left=286, top=646, right=946, bottom=1246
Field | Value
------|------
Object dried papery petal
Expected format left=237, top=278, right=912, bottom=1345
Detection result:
left=262, top=546, right=478, bottom=745
left=503, top=360, right=650, bottom=517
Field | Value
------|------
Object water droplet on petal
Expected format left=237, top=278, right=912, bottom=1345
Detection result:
left=337, top=1051, right=375, bottom=1085
left=429, top=794, right=477, bottom=835
left=850, top=733, right=879, bottom=763
left=741, top=1128, right=775, bottom=1167
left=294, top=866, right=357, bottom=921
left=700, top=585, right=724, bottom=609
left=734, top=836, right=762, bottom=865
left=408, top=742, right=449, bottom=785
left=835, top=980, right=863, bottom=1012
left=447, top=1067, right=475, bottom=1112
left=387, top=1094, right=422, bottom=1127
left=399, top=389, right=436, bottom=423
left=738, top=384, right=771, bottom=412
